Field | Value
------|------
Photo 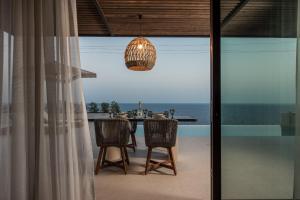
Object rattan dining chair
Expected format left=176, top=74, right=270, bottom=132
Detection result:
left=127, top=120, right=137, bottom=152
left=94, top=119, right=131, bottom=174
left=144, top=119, right=178, bottom=175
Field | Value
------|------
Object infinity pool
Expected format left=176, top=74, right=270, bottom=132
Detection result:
left=135, top=125, right=282, bottom=136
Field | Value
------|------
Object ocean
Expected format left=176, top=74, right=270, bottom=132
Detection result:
left=87, top=103, right=295, bottom=136
left=117, top=103, right=295, bottom=125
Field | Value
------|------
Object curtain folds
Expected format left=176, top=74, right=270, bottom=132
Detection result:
left=0, top=0, right=95, bottom=200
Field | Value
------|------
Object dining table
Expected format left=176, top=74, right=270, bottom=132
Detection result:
left=88, top=113, right=197, bottom=162
left=87, top=112, right=197, bottom=122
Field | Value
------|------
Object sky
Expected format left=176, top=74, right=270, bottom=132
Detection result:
left=79, top=37, right=297, bottom=104
left=79, top=37, right=210, bottom=104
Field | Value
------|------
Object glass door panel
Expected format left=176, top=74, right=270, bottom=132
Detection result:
left=220, top=1, right=298, bottom=199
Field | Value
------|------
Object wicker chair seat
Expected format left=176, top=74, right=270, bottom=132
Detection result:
left=95, top=119, right=130, bottom=147
left=94, top=119, right=131, bottom=174
left=144, top=119, right=177, bottom=148
left=143, top=119, right=178, bottom=175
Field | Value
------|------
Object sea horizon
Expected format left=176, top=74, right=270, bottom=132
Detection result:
left=86, top=102, right=295, bottom=125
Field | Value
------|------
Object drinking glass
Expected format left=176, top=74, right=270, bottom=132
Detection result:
left=108, top=108, right=112, bottom=118
left=133, top=109, right=137, bottom=119
left=164, top=111, right=169, bottom=118
left=143, top=109, right=148, bottom=118
left=148, top=111, right=153, bottom=118
left=170, top=108, right=175, bottom=119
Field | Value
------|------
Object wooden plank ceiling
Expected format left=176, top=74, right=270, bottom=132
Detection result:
left=77, top=0, right=297, bottom=37
left=221, top=0, right=297, bottom=37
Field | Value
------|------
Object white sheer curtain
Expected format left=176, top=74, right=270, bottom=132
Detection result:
left=0, top=0, right=95, bottom=200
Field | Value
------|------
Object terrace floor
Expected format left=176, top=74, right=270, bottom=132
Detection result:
left=93, top=135, right=211, bottom=200
left=89, top=121, right=211, bottom=200
left=89, top=122, right=294, bottom=200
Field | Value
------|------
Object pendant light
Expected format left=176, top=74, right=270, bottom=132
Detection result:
left=124, top=14, right=157, bottom=71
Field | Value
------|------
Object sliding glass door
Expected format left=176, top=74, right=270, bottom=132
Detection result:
left=294, top=2, right=300, bottom=199
left=220, top=0, right=298, bottom=199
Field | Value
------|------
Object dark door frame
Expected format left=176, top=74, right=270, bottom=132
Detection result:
left=210, top=0, right=221, bottom=199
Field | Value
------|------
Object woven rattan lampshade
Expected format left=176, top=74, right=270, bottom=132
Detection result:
left=124, top=37, right=156, bottom=71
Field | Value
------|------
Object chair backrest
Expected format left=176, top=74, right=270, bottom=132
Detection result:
left=94, top=119, right=130, bottom=147
left=144, top=119, right=178, bottom=147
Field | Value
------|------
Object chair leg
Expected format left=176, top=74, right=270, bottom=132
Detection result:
left=95, top=147, right=104, bottom=174
left=132, top=143, right=136, bottom=152
left=145, top=147, right=152, bottom=175
left=120, top=147, right=127, bottom=174
left=168, top=147, right=177, bottom=176
left=131, top=133, right=137, bottom=147
left=101, top=147, right=107, bottom=168
left=129, top=133, right=136, bottom=152
left=124, top=147, right=130, bottom=165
